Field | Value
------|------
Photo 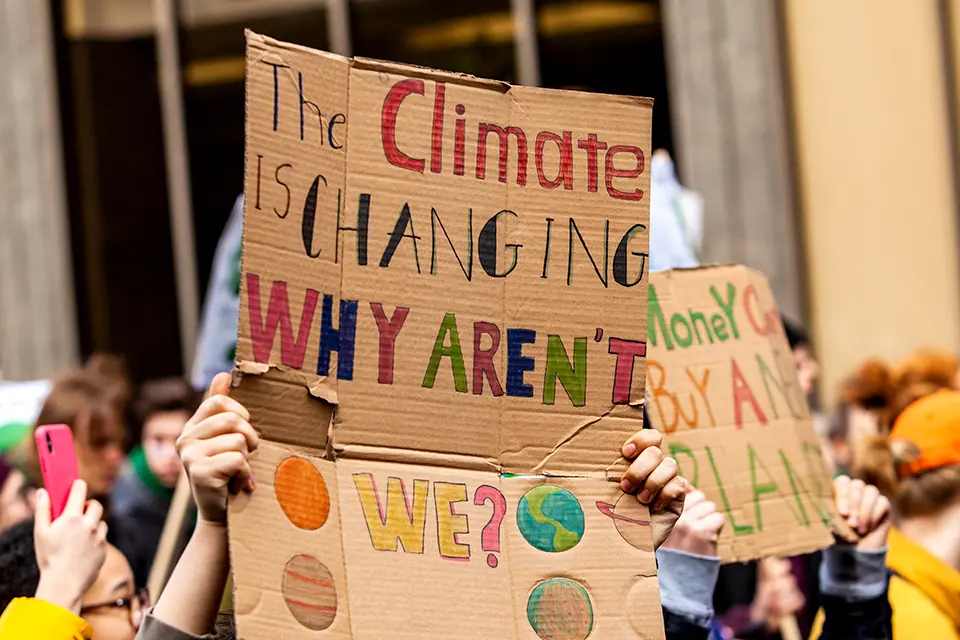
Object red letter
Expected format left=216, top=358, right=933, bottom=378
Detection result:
left=731, top=358, right=768, bottom=428
left=382, top=79, right=426, bottom=173
left=535, top=131, right=573, bottom=190
left=604, top=145, right=644, bottom=201
left=370, top=303, right=410, bottom=384
left=431, top=82, right=445, bottom=174
left=743, top=284, right=775, bottom=336
left=477, top=124, right=527, bottom=185
left=577, top=133, right=608, bottom=192
left=454, top=105, right=466, bottom=176
left=473, top=322, right=504, bottom=396
left=246, top=273, right=319, bottom=369
left=608, top=337, right=646, bottom=404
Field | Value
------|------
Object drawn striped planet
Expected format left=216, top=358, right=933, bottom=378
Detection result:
left=274, top=456, right=330, bottom=530
left=281, top=554, right=337, bottom=630
left=526, top=578, right=594, bottom=640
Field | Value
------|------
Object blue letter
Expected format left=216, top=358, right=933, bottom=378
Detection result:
left=317, top=296, right=358, bottom=380
left=506, top=328, right=536, bottom=397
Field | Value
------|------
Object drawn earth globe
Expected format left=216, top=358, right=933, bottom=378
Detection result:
left=517, top=485, right=585, bottom=553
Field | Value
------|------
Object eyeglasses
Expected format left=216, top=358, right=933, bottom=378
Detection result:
left=80, top=588, right=150, bottom=630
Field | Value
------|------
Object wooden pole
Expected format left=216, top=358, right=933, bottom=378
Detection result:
left=146, top=468, right=193, bottom=603
left=511, top=0, right=541, bottom=86
left=759, top=557, right=803, bottom=640
left=154, top=0, right=199, bottom=374
left=779, top=614, right=803, bottom=640
left=326, top=0, right=353, bottom=56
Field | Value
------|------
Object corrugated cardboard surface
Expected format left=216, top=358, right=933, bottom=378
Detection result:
left=230, top=32, right=658, bottom=638
left=647, top=267, right=837, bottom=562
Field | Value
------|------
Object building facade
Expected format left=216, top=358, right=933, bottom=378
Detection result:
left=2, top=0, right=959, bottom=404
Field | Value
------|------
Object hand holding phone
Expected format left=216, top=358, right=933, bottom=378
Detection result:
left=33, top=480, right=108, bottom=615
left=35, top=424, right=80, bottom=520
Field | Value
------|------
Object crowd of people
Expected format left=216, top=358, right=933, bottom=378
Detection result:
left=0, top=323, right=957, bottom=638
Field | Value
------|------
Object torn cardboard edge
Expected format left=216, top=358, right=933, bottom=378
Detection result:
left=247, top=29, right=656, bottom=107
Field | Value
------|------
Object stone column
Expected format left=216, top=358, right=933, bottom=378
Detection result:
left=0, top=0, right=79, bottom=378
left=661, top=0, right=805, bottom=321
left=784, top=0, right=960, bottom=399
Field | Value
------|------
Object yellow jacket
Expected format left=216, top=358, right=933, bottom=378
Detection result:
left=888, top=527, right=960, bottom=638
left=0, top=598, right=92, bottom=640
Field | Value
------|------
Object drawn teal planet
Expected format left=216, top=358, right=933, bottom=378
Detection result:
left=517, top=485, right=585, bottom=552
left=527, top=578, right=594, bottom=640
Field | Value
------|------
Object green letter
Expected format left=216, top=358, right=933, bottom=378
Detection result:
left=756, top=353, right=802, bottom=419
left=711, top=314, right=729, bottom=341
left=779, top=450, right=813, bottom=527
left=706, top=447, right=754, bottom=535
left=689, top=310, right=712, bottom=345
left=801, top=441, right=834, bottom=526
left=668, top=442, right=699, bottom=487
left=543, top=335, right=587, bottom=407
left=422, top=313, right=468, bottom=392
left=671, top=314, right=693, bottom=348
left=748, top=444, right=803, bottom=531
left=648, top=284, right=674, bottom=350
left=709, top=283, right=739, bottom=339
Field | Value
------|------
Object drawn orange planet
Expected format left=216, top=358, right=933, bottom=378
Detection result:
left=281, top=554, right=337, bottom=630
left=595, top=493, right=653, bottom=552
left=275, top=456, right=330, bottom=530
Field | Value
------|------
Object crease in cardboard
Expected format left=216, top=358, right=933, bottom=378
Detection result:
left=529, top=404, right=618, bottom=475
left=334, top=443, right=500, bottom=472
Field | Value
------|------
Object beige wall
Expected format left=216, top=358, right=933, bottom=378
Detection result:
left=784, top=0, right=960, bottom=404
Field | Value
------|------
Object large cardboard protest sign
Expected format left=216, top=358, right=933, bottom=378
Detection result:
left=228, top=32, right=660, bottom=639
left=646, top=267, right=837, bottom=561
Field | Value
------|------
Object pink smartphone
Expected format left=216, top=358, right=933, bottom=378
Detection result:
left=35, top=424, right=80, bottom=520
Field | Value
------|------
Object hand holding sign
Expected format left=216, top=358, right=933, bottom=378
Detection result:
left=177, top=372, right=259, bottom=525
left=659, top=489, right=725, bottom=557
left=620, top=430, right=685, bottom=549
left=833, top=475, right=891, bottom=550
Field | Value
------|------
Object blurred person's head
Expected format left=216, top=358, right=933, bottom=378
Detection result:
left=33, top=370, right=127, bottom=498
left=880, top=380, right=946, bottom=434
left=782, top=318, right=819, bottom=401
left=133, top=378, right=199, bottom=488
left=859, top=390, right=960, bottom=568
left=0, top=519, right=38, bottom=612
left=0, top=456, right=33, bottom=532
left=84, top=354, right=132, bottom=408
left=822, top=359, right=894, bottom=474
left=892, top=349, right=958, bottom=392
left=0, top=519, right=142, bottom=639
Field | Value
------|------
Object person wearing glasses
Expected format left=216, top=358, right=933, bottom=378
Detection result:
left=0, top=479, right=145, bottom=639
left=79, top=544, right=149, bottom=639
